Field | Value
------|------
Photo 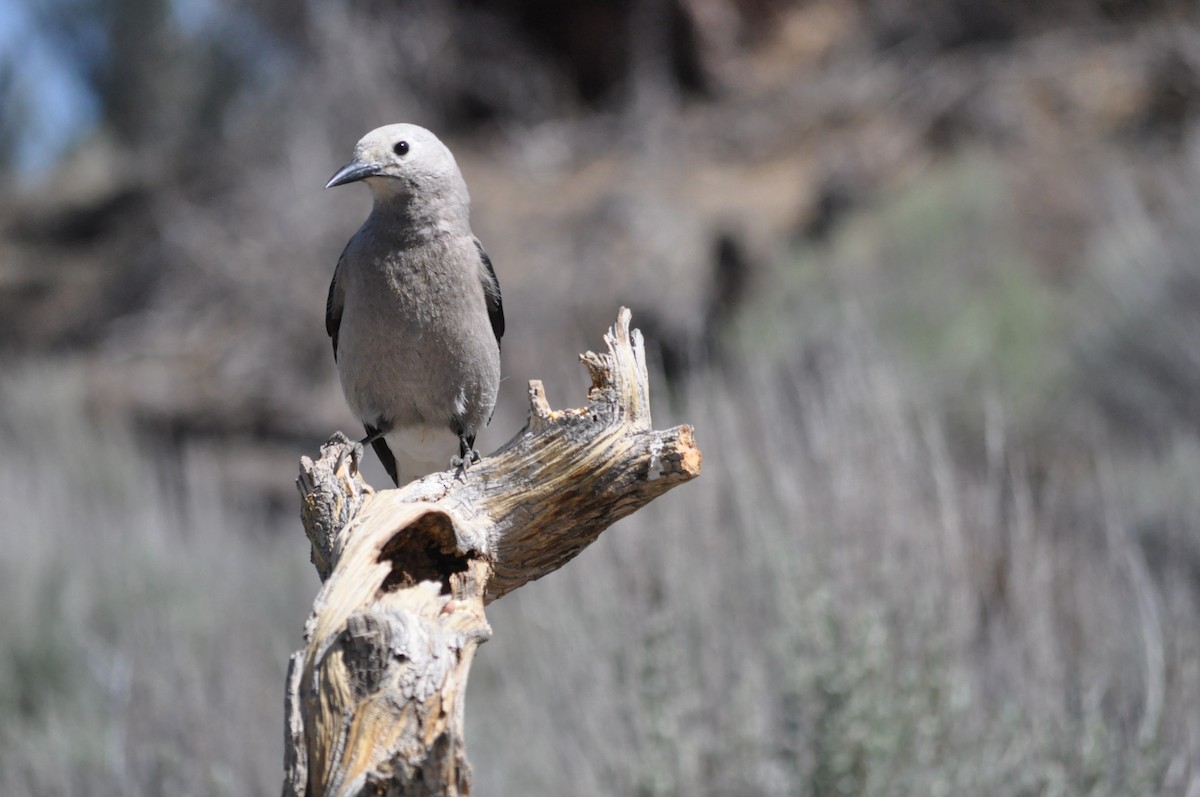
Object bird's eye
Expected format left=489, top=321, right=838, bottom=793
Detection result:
left=393, top=141, right=410, bottom=156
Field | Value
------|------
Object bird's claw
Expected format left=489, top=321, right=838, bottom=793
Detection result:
left=450, top=448, right=480, bottom=478
left=328, top=431, right=365, bottom=476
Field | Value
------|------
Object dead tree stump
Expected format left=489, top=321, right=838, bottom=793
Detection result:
left=284, top=308, right=702, bottom=796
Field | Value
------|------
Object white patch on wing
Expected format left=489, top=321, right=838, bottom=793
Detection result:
left=386, top=425, right=458, bottom=483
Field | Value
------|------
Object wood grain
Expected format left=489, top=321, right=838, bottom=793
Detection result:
left=284, top=308, right=701, bottom=796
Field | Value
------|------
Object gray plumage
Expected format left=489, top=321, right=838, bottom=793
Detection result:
left=325, top=124, right=503, bottom=485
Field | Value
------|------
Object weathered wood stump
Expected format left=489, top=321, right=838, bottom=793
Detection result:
left=284, top=308, right=702, bottom=796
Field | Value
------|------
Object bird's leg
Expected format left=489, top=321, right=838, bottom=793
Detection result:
left=449, top=432, right=481, bottom=475
left=328, top=430, right=366, bottom=475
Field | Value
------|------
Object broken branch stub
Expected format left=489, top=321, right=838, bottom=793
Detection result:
left=285, top=307, right=701, bottom=796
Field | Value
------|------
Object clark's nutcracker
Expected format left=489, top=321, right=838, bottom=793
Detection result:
left=324, top=124, right=504, bottom=486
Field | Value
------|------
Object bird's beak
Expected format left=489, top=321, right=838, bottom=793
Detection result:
left=325, top=158, right=380, bottom=189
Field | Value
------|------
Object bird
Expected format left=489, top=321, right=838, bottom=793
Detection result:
left=324, top=123, right=504, bottom=486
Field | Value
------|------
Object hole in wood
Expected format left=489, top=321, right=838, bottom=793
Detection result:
left=378, top=511, right=468, bottom=594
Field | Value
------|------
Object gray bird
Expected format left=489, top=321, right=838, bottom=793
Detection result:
left=324, top=124, right=504, bottom=486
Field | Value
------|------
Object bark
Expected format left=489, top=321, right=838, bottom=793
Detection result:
left=284, top=307, right=702, bottom=797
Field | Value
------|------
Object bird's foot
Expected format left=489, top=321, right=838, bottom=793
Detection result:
left=449, top=450, right=481, bottom=469
left=450, top=436, right=481, bottom=479
left=327, top=431, right=365, bottom=476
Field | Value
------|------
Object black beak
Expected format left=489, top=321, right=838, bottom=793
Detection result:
left=325, top=158, right=380, bottom=189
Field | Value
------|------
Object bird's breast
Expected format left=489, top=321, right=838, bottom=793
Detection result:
left=335, top=235, right=500, bottom=434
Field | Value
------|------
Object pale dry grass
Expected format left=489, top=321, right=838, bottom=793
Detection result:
left=469, top=321, right=1200, bottom=796
left=1, top=303, right=1198, bottom=795
left=0, top=361, right=313, bottom=796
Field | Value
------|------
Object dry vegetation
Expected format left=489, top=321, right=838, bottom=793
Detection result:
left=2, top=0, right=1200, bottom=794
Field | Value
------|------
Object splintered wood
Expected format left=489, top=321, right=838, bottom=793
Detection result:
left=285, top=308, right=701, bottom=797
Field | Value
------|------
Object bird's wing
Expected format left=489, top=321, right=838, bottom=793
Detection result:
left=473, top=237, right=505, bottom=348
left=326, top=248, right=347, bottom=360
left=364, top=422, right=400, bottom=486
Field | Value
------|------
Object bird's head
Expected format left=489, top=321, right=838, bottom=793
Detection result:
left=325, top=124, right=469, bottom=207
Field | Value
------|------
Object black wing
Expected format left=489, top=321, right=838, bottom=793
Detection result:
left=364, top=422, right=400, bottom=486
left=326, top=250, right=346, bottom=360
left=474, top=237, right=504, bottom=348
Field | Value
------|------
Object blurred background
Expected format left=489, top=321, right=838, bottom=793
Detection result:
left=2, top=0, right=1200, bottom=794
